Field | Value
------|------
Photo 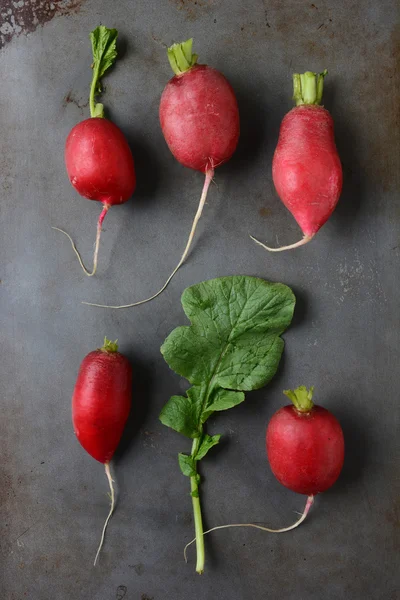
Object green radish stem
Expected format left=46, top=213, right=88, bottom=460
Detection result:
left=190, top=437, right=205, bottom=574
left=52, top=204, right=109, bottom=277
left=93, top=461, right=115, bottom=566
left=89, top=26, right=118, bottom=118
left=183, top=494, right=314, bottom=564
left=101, top=337, right=119, bottom=353
left=293, top=70, right=327, bottom=106
left=167, top=38, right=198, bottom=75
left=284, top=385, right=314, bottom=412
left=82, top=168, right=215, bottom=308
left=89, top=58, right=104, bottom=118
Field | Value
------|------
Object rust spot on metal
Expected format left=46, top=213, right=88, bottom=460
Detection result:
left=169, top=0, right=213, bottom=22
left=62, top=90, right=88, bottom=113
left=259, top=206, right=272, bottom=218
left=262, top=2, right=271, bottom=28
left=0, top=0, right=85, bottom=50
left=385, top=497, right=400, bottom=552
left=359, top=24, right=400, bottom=193
left=151, top=33, right=168, bottom=48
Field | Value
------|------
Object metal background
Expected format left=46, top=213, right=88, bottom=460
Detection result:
left=1, top=1, right=399, bottom=599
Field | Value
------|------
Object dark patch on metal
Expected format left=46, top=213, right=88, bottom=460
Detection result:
left=116, top=585, right=127, bottom=599
left=169, top=0, right=213, bottom=22
left=385, top=497, right=400, bottom=551
left=262, top=3, right=270, bottom=28
left=366, top=24, right=400, bottom=193
left=259, top=206, right=272, bottom=218
left=182, top=511, right=193, bottom=526
left=129, top=562, right=145, bottom=575
left=0, top=0, right=84, bottom=50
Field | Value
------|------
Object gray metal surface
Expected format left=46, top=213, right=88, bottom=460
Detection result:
left=1, top=1, right=399, bottom=598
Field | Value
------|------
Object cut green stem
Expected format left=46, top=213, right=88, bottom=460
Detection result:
left=284, top=385, right=314, bottom=412
left=89, top=63, right=103, bottom=118
left=190, top=437, right=205, bottom=574
left=168, top=38, right=198, bottom=75
left=293, top=69, right=327, bottom=106
left=101, top=337, right=118, bottom=353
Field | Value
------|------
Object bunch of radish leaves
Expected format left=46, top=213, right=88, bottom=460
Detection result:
left=159, top=275, right=295, bottom=573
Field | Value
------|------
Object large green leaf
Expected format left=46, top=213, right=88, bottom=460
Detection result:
left=160, top=276, right=295, bottom=444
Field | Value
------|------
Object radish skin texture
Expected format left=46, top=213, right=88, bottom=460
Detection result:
left=65, top=118, right=136, bottom=206
left=266, top=391, right=344, bottom=495
left=72, top=339, right=132, bottom=463
left=160, top=64, right=239, bottom=172
left=272, top=105, right=342, bottom=237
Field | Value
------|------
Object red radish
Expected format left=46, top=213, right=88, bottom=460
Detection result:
left=84, top=38, right=239, bottom=308
left=160, top=58, right=239, bottom=173
left=184, top=386, right=344, bottom=561
left=53, top=26, right=136, bottom=276
left=266, top=386, right=345, bottom=496
left=72, top=337, right=132, bottom=565
left=251, top=70, right=342, bottom=251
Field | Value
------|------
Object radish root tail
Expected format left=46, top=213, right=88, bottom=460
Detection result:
left=183, top=494, right=314, bottom=563
left=82, top=168, right=215, bottom=308
left=250, top=234, right=314, bottom=252
left=93, top=462, right=115, bottom=566
left=52, top=203, right=109, bottom=276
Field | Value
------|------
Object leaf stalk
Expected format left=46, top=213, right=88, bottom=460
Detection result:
left=190, top=437, right=205, bottom=574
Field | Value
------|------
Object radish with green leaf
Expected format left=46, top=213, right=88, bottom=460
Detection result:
left=183, top=386, right=344, bottom=564
left=251, top=70, right=342, bottom=251
left=54, top=26, right=136, bottom=276
left=84, top=39, right=239, bottom=308
left=159, top=275, right=295, bottom=573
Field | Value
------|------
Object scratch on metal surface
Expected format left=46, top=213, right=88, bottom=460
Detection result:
left=14, top=521, right=39, bottom=545
left=0, top=0, right=85, bottom=49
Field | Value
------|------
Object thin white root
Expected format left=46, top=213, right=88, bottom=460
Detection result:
left=250, top=234, right=314, bottom=252
left=82, top=168, right=215, bottom=309
left=52, top=204, right=109, bottom=276
left=183, top=494, right=314, bottom=563
left=93, top=462, right=115, bottom=566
